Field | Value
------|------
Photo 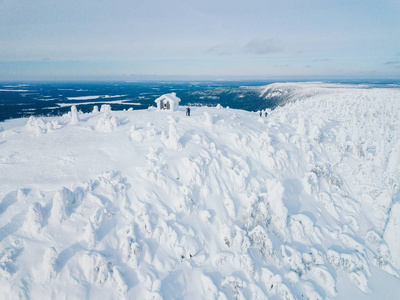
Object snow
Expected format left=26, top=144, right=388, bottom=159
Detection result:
left=57, top=100, right=133, bottom=107
left=0, top=82, right=400, bottom=298
left=66, top=95, right=127, bottom=101
left=0, top=89, right=31, bottom=92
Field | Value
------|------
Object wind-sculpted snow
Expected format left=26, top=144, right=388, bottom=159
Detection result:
left=0, top=83, right=400, bottom=299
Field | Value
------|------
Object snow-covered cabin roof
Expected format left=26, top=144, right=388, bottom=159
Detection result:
left=154, top=93, right=181, bottom=105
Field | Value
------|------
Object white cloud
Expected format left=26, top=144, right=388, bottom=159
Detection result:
left=206, top=44, right=232, bottom=56
left=244, top=39, right=283, bottom=55
left=384, top=60, right=400, bottom=66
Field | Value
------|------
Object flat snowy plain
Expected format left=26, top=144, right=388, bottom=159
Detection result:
left=0, top=82, right=399, bottom=299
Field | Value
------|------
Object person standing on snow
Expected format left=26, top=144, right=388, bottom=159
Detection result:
left=186, top=107, right=191, bottom=116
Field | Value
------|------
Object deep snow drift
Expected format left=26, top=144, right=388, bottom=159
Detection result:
left=0, top=82, right=400, bottom=299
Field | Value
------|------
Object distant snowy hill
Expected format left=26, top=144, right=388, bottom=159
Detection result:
left=0, top=83, right=400, bottom=299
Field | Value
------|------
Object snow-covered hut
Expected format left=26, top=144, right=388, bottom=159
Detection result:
left=155, top=93, right=181, bottom=111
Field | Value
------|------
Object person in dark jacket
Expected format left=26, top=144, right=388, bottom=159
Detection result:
left=186, top=107, right=191, bottom=116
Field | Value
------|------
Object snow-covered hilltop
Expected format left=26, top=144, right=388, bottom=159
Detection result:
left=1, top=83, right=400, bottom=299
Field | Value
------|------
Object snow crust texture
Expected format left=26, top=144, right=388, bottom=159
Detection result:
left=1, top=83, right=400, bottom=299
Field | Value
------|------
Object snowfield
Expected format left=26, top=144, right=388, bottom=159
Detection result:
left=0, top=82, right=400, bottom=299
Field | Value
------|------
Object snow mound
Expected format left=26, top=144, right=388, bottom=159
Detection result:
left=1, top=82, right=400, bottom=298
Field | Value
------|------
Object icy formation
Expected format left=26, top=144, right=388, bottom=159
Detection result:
left=0, top=83, right=400, bottom=299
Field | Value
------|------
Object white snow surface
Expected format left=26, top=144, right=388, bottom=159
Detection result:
left=1, top=82, right=400, bottom=299
left=66, top=95, right=127, bottom=101
left=0, top=89, right=31, bottom=92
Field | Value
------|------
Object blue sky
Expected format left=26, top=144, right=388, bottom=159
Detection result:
left=0, top=0, right=399, bottom=80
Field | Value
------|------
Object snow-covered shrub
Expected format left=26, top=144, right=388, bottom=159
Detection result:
left=96, top=112, right=119, bottom=132
left=160, top=118, right=182, bottom=150
left=222, top=276, right=246, bottom=300
left=26, top=116, right=46, bottom=135
left=24, top=202, right=43, bottom=233
left=203, top=112, right=213, bottom=127
left=249, top=225, right=273, bottom=258
left=130, top=124, right=158, bottom=142
left=0, top=246, right=21, bottom=280
left=82, top=221, right=96, bottom=249
left=223, top=195, right=236, bottom=219
left=384, top=202, right=400, bottom=269
left=79, top=252, right=127, bottom=294
left=200, top=209, right=212, bottom=224
left=70, top=105, right=79, bottom=124
left=49, top=187, right=75, bottom=224
left=43, top=247, right=57, bottom=283
left=121, top=237, right=140, bottom=268
left=266, top=180, right=289, bottom=241
left=100, top=104, right=111, bottom=112
left=129, top=125, right=144, bottom=142
left=26, top=116, right=60, bottom=135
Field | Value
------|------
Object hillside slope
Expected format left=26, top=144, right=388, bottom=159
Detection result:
left=1, top=83, right=400, bottom=299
